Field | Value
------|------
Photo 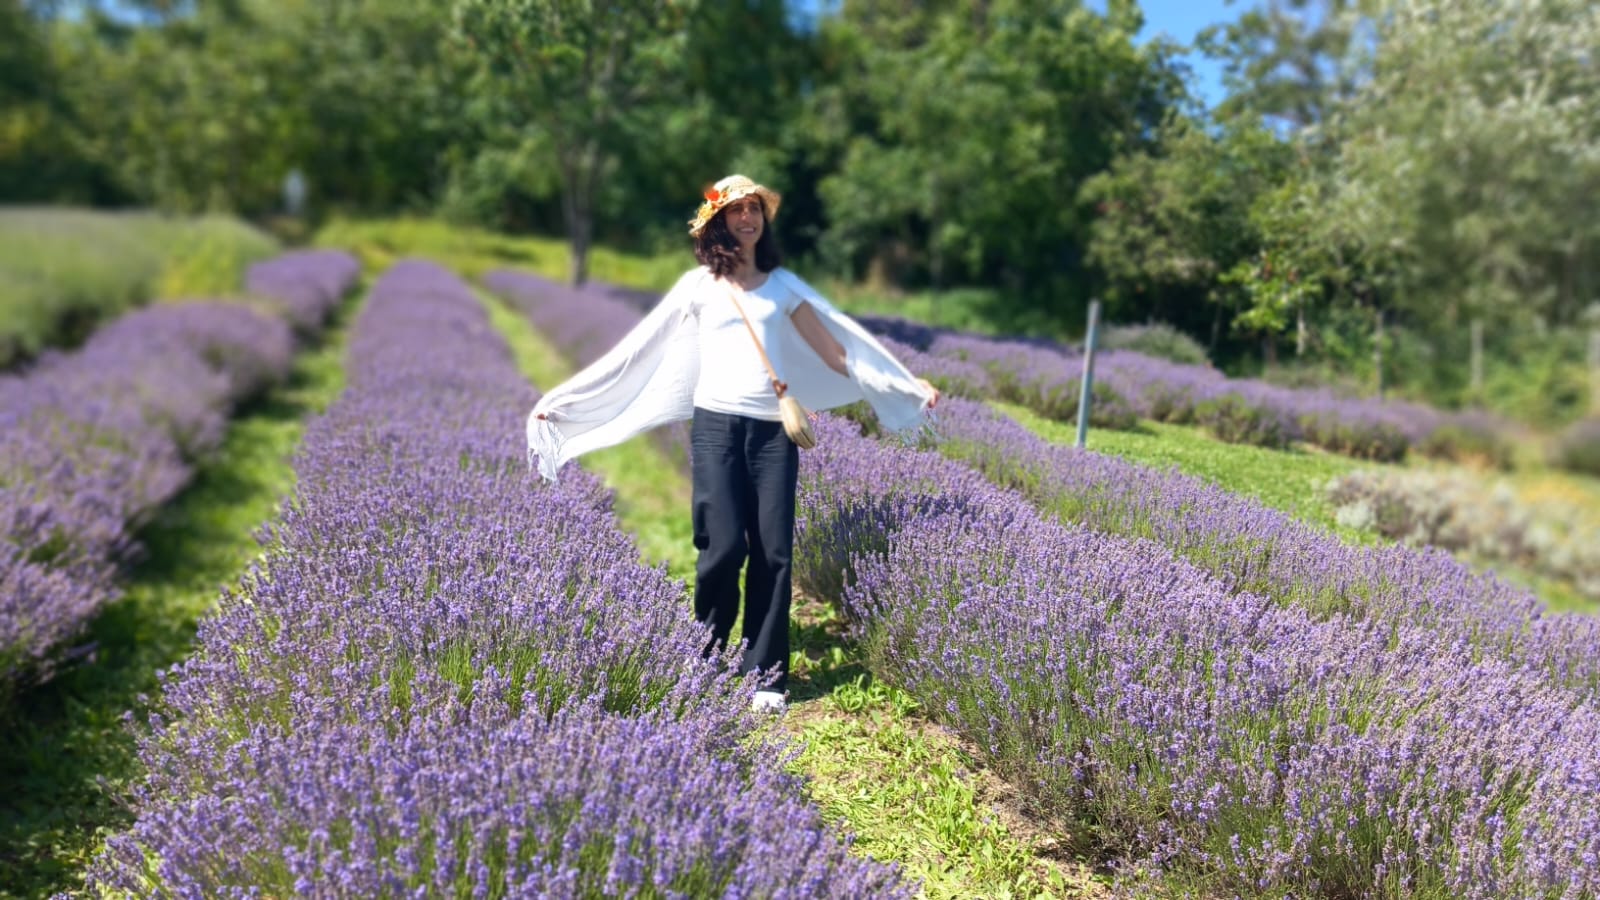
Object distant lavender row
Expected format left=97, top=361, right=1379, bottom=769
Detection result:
left=0, top=304, right=291, bottom=688
left=866, top=316, right=1510, bottom=463
left=0, top=250, right=358, bottom=691
left=484, top=269, right=691, bottom=467
left=795, top=413, right=1600, bottom=897
left=92, top=261, right=907, bottom=897
left=910, top=396, right=1600, bottom=702
left=244, top=248, right=363, bottom=335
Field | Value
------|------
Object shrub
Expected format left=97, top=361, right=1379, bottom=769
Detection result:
left=1298, top=411, right=1410, bottom=462
left=0, top=208, right=278, bottom=368
left=1552, top=418, right=1600, bottom=478
left=1099, top=321, right=1209, bottom=366
left=1420, top=413, right=1515, bottom=469
left=1196, top=391, right=1289, bottom=449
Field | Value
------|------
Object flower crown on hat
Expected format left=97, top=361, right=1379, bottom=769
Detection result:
left=688, top=175, right=781, bottom=236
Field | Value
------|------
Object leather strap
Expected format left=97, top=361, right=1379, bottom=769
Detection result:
left=724, top=279, right=788, bottom=399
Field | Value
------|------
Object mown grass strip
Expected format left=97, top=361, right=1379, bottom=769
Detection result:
left=1004, top=401, right=1600, bottom=612
left=787, top=597, right=1110, bottom=900
left=995, top=400, right=1374, bottom=544
left=0, top=287, right=361, bottom=900
left=481, top=280, right=1102, bottom=899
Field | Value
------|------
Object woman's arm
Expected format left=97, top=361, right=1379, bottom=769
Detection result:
left=791, top=301, right=849, bottom=377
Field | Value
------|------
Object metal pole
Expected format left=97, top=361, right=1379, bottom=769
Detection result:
left=1075, top=299, right=1102, bottom=450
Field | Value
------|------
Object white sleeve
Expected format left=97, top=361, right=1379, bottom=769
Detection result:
left=526, top=268, right=705, bottom=480
left=776, top=269, right=935, bottom=433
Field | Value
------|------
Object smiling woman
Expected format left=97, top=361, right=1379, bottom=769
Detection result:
left=527, top=174, right=941, bottom=714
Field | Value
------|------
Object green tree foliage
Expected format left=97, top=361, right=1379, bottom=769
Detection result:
left=47, top=0, right=465, bottom=216
left=1198, top=0, right=1365, bottom=129
left=0, top=0, right=119, bottom=202
left=1082, top=116, right=1292, bottom=347
left=796, top=0, right=1181, bottom=325
left=449, top=0, right=809, bottom=283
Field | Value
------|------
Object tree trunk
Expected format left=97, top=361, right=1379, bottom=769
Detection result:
left=1296, top=302, right=1307, bottom=357
left=1263, top=332, right=1278, bottom=369
left=557, top=147, right=593, bottom=286
left=1589, top=327, right=1600, bottom=416
left=1470, top=318, right=1484, bottom=403
left=1373, top=307, right=1385, bottom=400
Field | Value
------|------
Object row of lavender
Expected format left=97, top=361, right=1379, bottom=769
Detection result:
left=489, top=270, right=1600, bottom=893
left=867, top=317, right=1510, bottom=464
left=92, top=261, right=907, bottom=897
left=896, top=396, right=1600, bottom=703
left=795, top=412, right=1600, bottom=897
left=480, top=270, right=1596, bottom=702
left=483, top=269, right=692, bottom=467
left=0, top=249, right=359, bottom=692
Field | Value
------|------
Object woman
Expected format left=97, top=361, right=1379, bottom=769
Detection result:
left=528, top=174, right=939, bottom=713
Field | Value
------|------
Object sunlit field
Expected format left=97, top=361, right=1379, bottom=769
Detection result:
left=6, top=0, right=1598, bottom=894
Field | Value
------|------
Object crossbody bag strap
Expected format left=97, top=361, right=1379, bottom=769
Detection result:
left=723, top=279, right=789, bottom=399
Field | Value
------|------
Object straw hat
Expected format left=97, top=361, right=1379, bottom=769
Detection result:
left=688, top=174, right=782, bottom=236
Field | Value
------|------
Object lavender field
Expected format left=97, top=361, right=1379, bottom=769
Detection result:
left=9, top=255, right=1597, bottom=898
left=1, top=249, right=360, bottom=694
left=486, top=266, right=1599, bottom=896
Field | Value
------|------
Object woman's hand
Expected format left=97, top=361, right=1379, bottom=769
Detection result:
left=916, top=378, right=940, bottom=410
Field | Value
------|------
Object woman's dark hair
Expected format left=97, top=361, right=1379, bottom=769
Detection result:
left=693, top=204, right=782, bottom=278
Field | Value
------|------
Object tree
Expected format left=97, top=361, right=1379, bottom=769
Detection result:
left=1198, top=0, right=1368, bottom=131
left=799, top=0, right=1182, bottom=327
left=450, top=0, right=699, bottom=284
left=52, top=0, right=464, bottom=216
left=1083, top=116, right=1291, bottom=345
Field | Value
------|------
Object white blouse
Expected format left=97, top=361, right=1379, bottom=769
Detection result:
left=527, top=266, right=935, bottom=482
left=690, top=267, right=803, bottom=420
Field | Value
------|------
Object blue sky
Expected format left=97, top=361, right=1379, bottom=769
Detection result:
left=1100, top=0, right=1243, bottom=109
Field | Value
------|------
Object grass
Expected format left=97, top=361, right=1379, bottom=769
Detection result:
left=1001, top=401, right=1600, bottom=613
left=786, top=599, right=1109, bottom=899
left=0, top=208, right=279, bottom=369
left=316, top=217, right=689, bottom=291
left=314, top=216, right=1040, bottom=338
left=996, top=401, right=1375, bottom=544
left=0, top=287, right=358, bottom=899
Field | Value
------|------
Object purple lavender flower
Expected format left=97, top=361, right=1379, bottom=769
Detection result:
left=90, top=260, right=910, bottom=898
left=794, top=409, right=1600, bottom=897
left=2, top=250, right=358, bottom=690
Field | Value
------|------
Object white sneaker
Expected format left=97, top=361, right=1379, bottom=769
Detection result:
left=751, top=690, right=787, bottom=713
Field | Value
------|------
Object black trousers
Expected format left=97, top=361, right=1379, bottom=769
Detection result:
left=690, top=407, right=799, bottom=693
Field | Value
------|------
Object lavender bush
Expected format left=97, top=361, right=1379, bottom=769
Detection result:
left=484, top=268, right=691, bottom=468
left=91, top=261, right=908, bottom=898
left=794, top=413, right=1600, bottom=897
left=1328, top=468, right=1600, bottom=603
left=0, top=249, right=359, bottom=691
left=244, top=248, right=363, bottom=335
left=913, top=396, right=1600, bottom=701
left=862, top=313, right=1518, bottom=462
left=1551, top=417, right=1600, bottom=477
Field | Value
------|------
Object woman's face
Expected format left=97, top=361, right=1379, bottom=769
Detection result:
left=722, top=196, right=764, bottom=254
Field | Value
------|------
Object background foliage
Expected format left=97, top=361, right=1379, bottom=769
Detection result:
left=4, top=0, right=1598, bottom=424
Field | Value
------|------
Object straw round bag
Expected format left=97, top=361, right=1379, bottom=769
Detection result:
left=726, top=283, right=818, bottom=450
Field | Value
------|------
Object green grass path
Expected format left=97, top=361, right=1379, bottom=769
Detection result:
left=0, top=289, right=360, bottom=899
left=996, top=400, right=1373, bottom=544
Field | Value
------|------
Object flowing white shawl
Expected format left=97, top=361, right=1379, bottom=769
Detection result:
left=527, top=267, right=934, bottom=481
